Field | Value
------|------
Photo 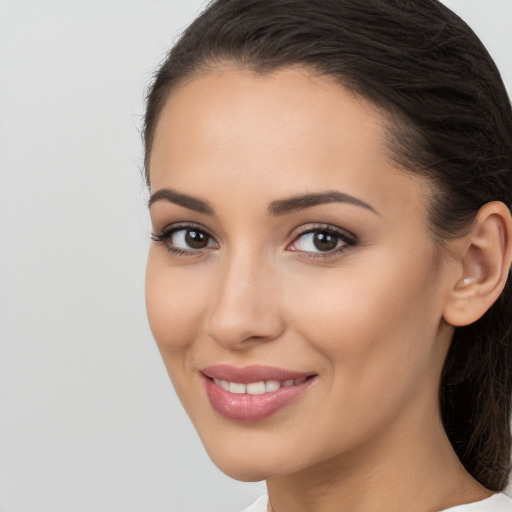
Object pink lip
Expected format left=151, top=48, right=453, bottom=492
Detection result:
left=201, top=365, right=316, bottom=421
left=202, top=364, right=312, bottom=383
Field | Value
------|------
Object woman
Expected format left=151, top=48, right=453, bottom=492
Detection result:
left=143, top=0, right=512, bottom=510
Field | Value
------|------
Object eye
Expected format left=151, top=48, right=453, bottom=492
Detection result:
left=151, top=224, right=219, bottom=254
left=171, top=228, right=215, bottom=249
left=287, top=226, right=356, bottom=256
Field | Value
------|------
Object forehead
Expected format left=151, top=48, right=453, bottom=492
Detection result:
left=149, top=66, right=429, bottom=217
left=150, top=66, right=383, bottom=169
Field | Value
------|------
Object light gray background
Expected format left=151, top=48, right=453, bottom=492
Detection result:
left=0, top=1, right=510, bottom=511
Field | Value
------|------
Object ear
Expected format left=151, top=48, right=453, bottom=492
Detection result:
left=443, top=201, right=512, bottom=327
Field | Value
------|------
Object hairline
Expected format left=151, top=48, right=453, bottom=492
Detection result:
left=144, top=59, right=461, bottom=252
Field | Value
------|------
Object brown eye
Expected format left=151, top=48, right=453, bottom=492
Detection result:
left=169, top=227, right=218, bottom=250
left=151, top=225, right=219, bottom=254
left=311, top=232, right=338, bottom=251
left=287, top=226, right=357, bottom=257
left=291, top=230, right=347, bottom=253
left=184, top=229, right=210, bottom=249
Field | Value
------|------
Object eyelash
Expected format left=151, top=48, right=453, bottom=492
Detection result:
left=151, top=223, right=217, bottom=257
left=151, top=223, right=358, bottom=259
left=288, top=224, right=357, bottom=259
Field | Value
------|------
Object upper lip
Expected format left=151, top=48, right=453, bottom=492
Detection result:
left=201, top=364, right=315, bottom=383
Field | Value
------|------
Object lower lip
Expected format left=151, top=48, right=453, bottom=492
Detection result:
left=202, top=375, right=315, bottom=421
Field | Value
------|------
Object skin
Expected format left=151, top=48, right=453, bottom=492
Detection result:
left=145, top=66, right=493, bottom=512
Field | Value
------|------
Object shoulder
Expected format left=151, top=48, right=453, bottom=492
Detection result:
left=441, top=493, right=512, bottom=511
left=240, top=494, right=512, bottom=512
left=240, top=494, right=268, bottom=512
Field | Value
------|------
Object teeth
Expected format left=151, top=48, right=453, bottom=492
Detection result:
left=213, top=377, right=309, bottom=394
left=229, top=382, right=246, bottom=394
left=213, top=378, right=230, bottom=391
left=265, top=380, right=280, bottom=392
left=246, top=381, right=266, bottom=395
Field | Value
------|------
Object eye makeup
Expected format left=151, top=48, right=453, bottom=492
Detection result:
left=151, top=220, right=358, bottom=261
left=286, top=223, right=358, bottom=259
left=151, top=222, right=219, bottom=257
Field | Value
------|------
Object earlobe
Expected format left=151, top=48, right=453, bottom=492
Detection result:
left=443, top=201, right=512, bottom=327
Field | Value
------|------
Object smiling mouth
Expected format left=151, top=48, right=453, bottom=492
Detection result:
left=200, top=366, right=317, bottom=421
left=211, top=376, right=309, bottom=395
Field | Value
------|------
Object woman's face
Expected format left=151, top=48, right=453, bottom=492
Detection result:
left=146, top=66, right=456, bottom=481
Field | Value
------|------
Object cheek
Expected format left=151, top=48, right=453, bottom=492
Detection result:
left=284, top=249, right=443, bottom=391
left=145, top=249, right=208, bottom=356
left=274, top=254, right=445, bottom=455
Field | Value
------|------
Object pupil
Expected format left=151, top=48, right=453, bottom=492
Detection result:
left=313, top=232, right=337, bottom=251
left=185, top=230, right=208, bottom=249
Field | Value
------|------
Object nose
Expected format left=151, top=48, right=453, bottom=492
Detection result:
left=204, top=250, right=285, bottom=350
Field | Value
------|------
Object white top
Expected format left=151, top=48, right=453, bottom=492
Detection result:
left=241, top=493, right=512, bottom=512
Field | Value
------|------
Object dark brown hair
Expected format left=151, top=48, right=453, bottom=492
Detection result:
left=143, top=0, right=512, bottom=491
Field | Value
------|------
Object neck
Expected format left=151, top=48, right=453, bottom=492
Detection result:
left=266, top=396, right=490, bottom=512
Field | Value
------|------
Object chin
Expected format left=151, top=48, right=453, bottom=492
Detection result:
left=219, top=465, right=271, bottom=483
left=203, top=445, right=272, bottom=481
left=202, top=434, right=311, bottom=482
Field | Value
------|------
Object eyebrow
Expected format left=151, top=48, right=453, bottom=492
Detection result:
left=148, top=188, right=378, bottom=217
left=267, top=191, right=378, bottom=216
left=148, top=188, right=215, bottom=215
